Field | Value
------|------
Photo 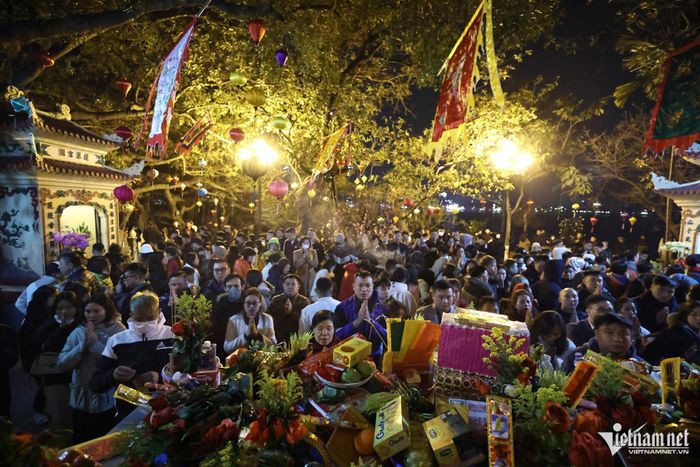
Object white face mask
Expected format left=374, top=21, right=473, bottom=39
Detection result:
left=128, top=319, right=158, bottom=336
left=302, top=243, right=310, bottom=249
left=54, top=314, right=74, bottom=325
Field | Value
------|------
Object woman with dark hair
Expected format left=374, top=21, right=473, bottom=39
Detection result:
left=58, top=295, right=125, bottom=442
left=506, top=289, right=537, bottom=326
left=32, top=291, right=82, bottom=430
left=417, top=268, right=436, bottom=306
left=309, top=310, right=339, bottom=353
left=641, top=301, right=700, bottom=365
left=224, top=288, right=276, bottom=353
left=529, top=310, right=575, bottom=369
left=268, top=258, right=291, bottom=295
left=531, top=260, right=563, bottom=311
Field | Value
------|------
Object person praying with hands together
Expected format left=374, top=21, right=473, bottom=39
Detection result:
left=334, top=271, right=388, bottom=365
left=223, top=288, right=276, bottom=353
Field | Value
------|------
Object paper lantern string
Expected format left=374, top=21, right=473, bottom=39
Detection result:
left=196, top=0, right=213, bottom=17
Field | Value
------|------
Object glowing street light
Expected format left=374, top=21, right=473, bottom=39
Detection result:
left=490, top=138, right=534, bottom=174
left=490, top=138, right=535, bottom=260
left=238, top=137, right=278, bottom=233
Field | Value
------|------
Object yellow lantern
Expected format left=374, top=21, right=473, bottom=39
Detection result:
left=571, top=203, right=580, bottom=210
left=248, top=202, right=255, bottom=209
left=392, top=216, right=399, bottom=223
left=629, top=216, right=637, bottom=226
left=308, top=188, right=317, bottom=198
left=195, top=200, right=203, bottom=207
left=246, top=86, right=267, bottom=108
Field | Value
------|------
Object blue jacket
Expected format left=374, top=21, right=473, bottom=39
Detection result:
left=333, top=295, right=388, bottom=362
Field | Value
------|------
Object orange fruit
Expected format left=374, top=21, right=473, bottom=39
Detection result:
left=354, top=427, right=376, bottom=456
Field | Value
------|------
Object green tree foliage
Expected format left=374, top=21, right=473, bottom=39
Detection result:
left=0, top=0, right=566, bottom=230
left=608, top=0, right=700, bottom=107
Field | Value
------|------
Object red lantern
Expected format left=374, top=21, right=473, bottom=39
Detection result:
left=228, top=127, right=245, bottom=143
left=268, top=179, right=289, bottom=199
left=403, top=198, right=414, bottom=207
left=115, top=126, right=132, bottom=140
left=37, top=52, right=54, bottom=68
left=247, top=19, right=266, bottom=44
left=427, top=206, right=441, bottom=217
left=590, top=216, right=598, bottom=226
left=114, top=78, right=132, bottom=98
left=113, top=185, right=134, bottom=203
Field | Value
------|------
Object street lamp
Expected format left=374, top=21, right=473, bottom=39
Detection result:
left=238, top=138, right=278, bottom=234
left=490, top=138, right=534, bottom=260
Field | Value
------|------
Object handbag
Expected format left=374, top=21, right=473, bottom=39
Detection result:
left=30, top=352, right=63, bottom=376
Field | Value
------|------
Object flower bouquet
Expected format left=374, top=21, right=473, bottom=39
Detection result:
left=168, top=294, right=211, bottom=375
left=478, top=331, right=615, bottom=466
left=52, top=230, right=90, bottom=250
left=679, top=374, right=700, bottom=419
left=124, top=374, right=254, bottom=465
left=243, top=370, right=308, bottom=463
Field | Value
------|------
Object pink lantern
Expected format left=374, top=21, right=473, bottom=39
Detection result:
left=268, top=179, right=289, bottom=199
left=113, top=185, right=134, bottom=202
left=247, top=19, right=266, bottom=44
left=115, top=126, right=132, bottom=140
left=403, top=198, right=414, bottom=207
left=114, top=78, right=132, bottom=98
left=228, top=127, right=245, bottom=143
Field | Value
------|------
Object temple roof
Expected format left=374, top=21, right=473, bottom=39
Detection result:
left=0, top=154, right=131, bottom=180
left=654, top=178, right=700, bottom=196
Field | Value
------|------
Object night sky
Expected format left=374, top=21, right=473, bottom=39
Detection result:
left=400, top=0, right=649, bottom=206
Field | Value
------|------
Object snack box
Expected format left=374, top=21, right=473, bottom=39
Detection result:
left=374, top=396, right=411, bottom=460
left=333, top=336, right=372, bottom=368
left=423, top=407, right=484, bottom=466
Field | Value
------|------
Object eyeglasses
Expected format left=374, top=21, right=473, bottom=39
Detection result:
left=244, top=301, right=261, bottom=307
left=213, top=267, right=229, bottom=273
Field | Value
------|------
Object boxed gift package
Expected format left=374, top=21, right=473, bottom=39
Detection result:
left=373, top=395, right=411, bottom=460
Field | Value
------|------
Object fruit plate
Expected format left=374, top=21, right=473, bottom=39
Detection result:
left=314, top=370, right=377, bottom=389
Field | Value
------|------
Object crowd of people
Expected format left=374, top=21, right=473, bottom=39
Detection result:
left=3, top=222, right=700, bottom=444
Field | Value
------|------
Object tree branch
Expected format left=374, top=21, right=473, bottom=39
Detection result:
left=0, top=0, right=280, bottom=46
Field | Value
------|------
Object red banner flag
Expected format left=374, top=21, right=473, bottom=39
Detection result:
left=136, top=18, right=197, bottom=158
left=431, top=1, right=485, bottom=142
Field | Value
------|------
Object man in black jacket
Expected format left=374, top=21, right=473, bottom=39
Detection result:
left=91, top=291, right=174, bottom=422
left=567, top=294, right=614, bottom=346
left=114, top=262, right=151, bottom=323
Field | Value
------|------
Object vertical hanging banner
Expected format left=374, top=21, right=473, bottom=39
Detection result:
left=644, top=39, right=700, bottom=154
left=137, top=19, right=197, bottom=159
left=431, top=1, right=486, bottom=142
left=310, top=124, right=350, bottom=184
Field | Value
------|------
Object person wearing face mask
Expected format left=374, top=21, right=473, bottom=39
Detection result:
left=309, top=310, right=338, bottom=353
left=91, top=291, right=174, bottom=422
left=211, top=274, right=245, bottom=360
left=58, top=295, right=125, bottom=443
left=293, top=236, right=319, bottom=296
left=32, top=291, right=82, bottom=430
left=224, top=288, right=276, bottom=353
